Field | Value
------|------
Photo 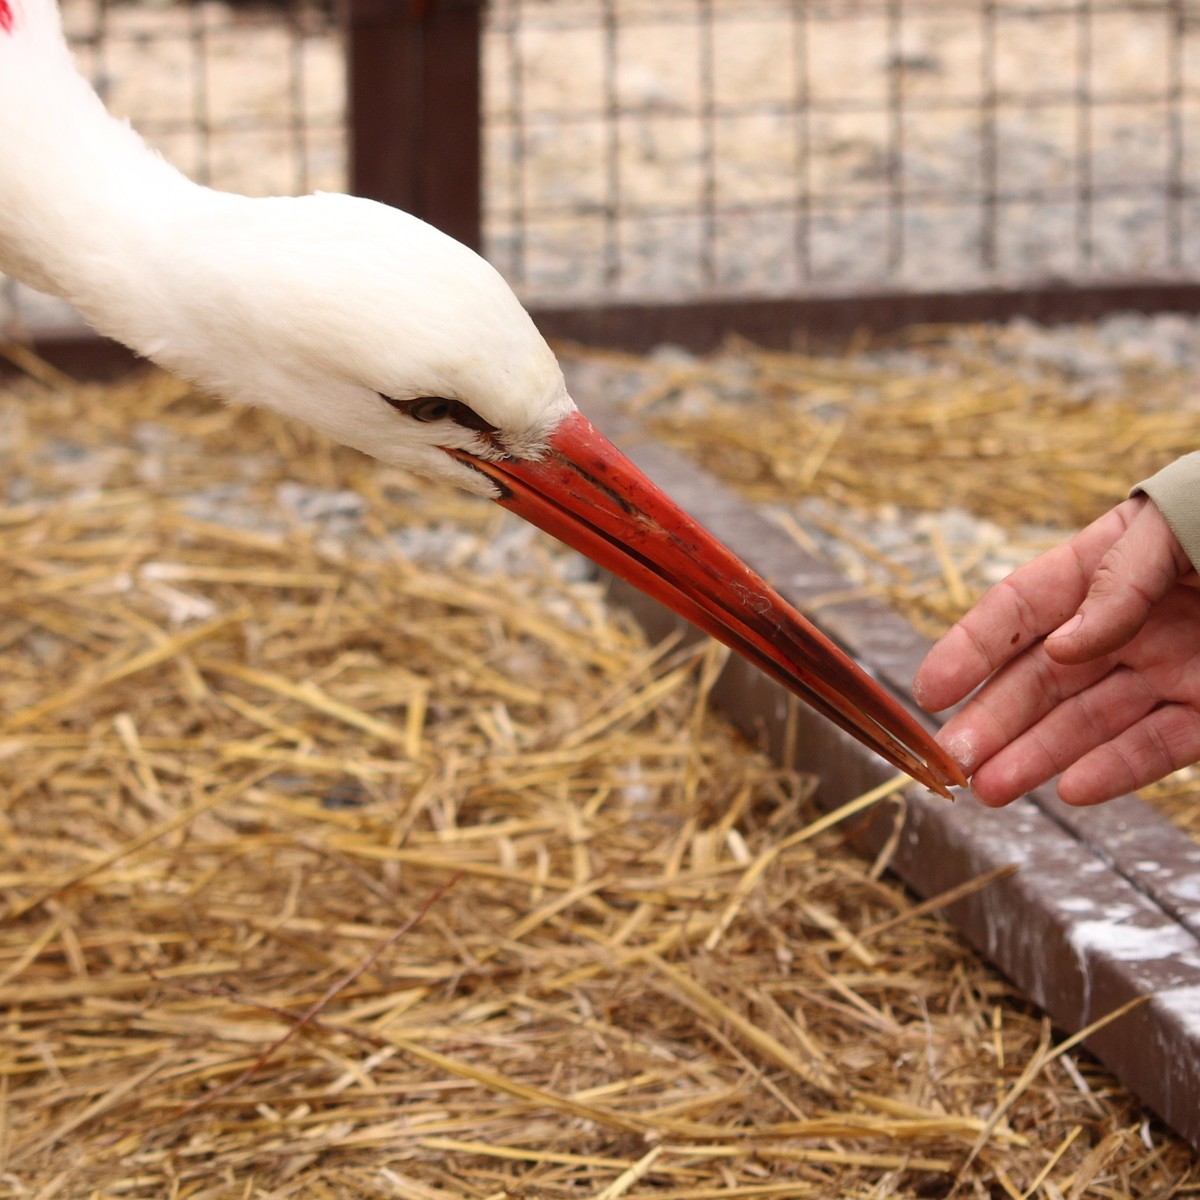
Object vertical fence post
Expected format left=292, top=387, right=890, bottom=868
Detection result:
left=346, top=0, right=484, bottom=253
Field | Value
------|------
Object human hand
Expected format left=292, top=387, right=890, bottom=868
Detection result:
left=914, top=495, right=1200, bottom=806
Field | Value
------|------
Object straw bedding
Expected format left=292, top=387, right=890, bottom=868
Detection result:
left=1, top=346, right=1198, bottom=1197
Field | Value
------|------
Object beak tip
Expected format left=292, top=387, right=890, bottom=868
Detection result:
left=925, top=752, right=969, bottom=798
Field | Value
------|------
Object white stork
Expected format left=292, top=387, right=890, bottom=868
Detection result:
left=0, top=0, right=965, bottom=795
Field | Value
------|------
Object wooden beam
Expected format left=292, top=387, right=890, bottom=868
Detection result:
left=346, top=0, right=483, bottom=251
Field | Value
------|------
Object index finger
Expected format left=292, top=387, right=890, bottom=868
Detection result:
left=913, top=502, right=1139, bottom=712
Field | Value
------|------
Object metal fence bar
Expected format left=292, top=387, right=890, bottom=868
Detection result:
left=1167, top=0, right=1186, bottom=265
left=981, top=0, right=998, bottom=270
left=885, top=0, right=904, bottom=274
left=602, top=0, right=620, bottom=289
left=792, top=4, right=812, bottom=282
left=188, top=0, right=210, bottom=183
left=287, top=3, right=310, bottom=195
left=1076, top=0, right=1094, bottom=268
left=698, top=0, right=716, bottom=289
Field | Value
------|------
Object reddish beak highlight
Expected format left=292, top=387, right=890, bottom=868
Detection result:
left=451, top=411, right=965, bottom=797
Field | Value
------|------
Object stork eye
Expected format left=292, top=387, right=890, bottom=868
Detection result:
left=382, top=395, right=498, bottom=436
left=408, top=397, right=453, bottom=423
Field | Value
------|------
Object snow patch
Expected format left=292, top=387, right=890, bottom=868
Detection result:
left=1068, top=919, right=1195, bottom=963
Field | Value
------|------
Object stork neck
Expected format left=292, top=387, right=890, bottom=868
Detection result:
left=0, top=0, right=199, bottom=349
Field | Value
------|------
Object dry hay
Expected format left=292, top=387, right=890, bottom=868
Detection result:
left=604, top=327, right=1200, bottom=838
left=1, top=351, right=1197, bottom=1198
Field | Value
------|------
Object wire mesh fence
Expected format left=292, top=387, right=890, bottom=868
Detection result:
left=5, top=0, right=1200, bottom=334
left=484, top=0, right=1200, bottom=304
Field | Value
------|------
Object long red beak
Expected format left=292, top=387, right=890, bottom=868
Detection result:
left=451, top=411, right=965, bottom=797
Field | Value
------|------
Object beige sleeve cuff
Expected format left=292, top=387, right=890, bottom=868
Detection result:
left=1131, top=451, right=1200, bottom=573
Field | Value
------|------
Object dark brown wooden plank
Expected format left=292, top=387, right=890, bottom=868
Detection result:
left=346, top=0, right=483, bottom=251
left=535, top=282, right=1200, bottom=354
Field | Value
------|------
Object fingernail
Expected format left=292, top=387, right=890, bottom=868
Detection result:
left=1049, top=613, right=1083, bottom=641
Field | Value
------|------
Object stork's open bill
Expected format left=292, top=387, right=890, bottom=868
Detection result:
left=0, top=0, right=967, bottom=796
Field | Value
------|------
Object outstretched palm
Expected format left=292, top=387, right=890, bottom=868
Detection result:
left=915, top=496, right=1200, bottom=807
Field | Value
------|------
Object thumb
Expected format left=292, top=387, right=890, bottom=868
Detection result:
left=1046, top=499, right=1189, bottom=664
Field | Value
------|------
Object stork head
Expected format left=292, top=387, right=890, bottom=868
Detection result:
left=146, top=191, right=570, bottom=495
left=137, top=189, right=964, bottom=797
